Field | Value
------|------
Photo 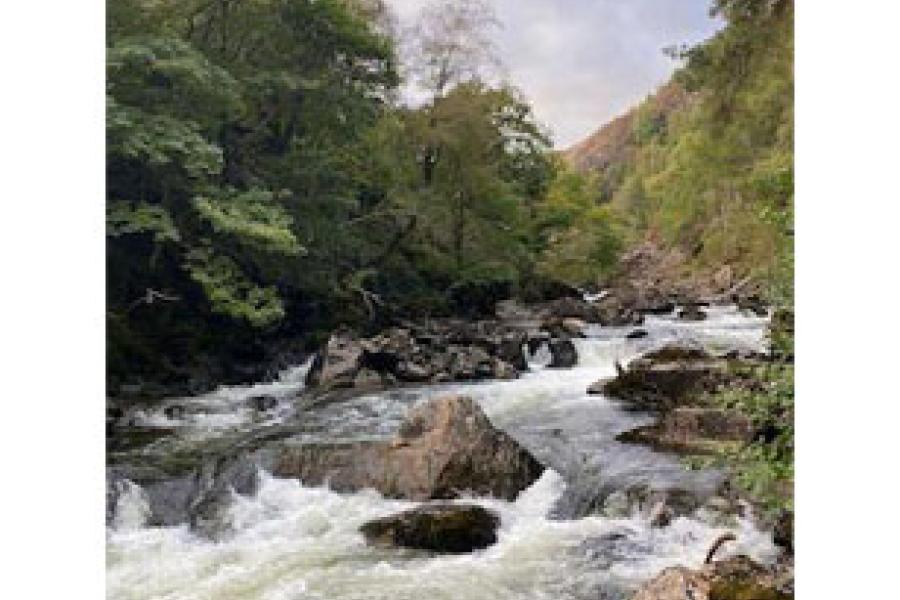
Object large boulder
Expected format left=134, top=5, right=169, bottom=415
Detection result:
left=274, top=395, right=545, bottom=501
left=630, top=555, right=792, bottom=600
left=360, top=503, right=500, bottom=553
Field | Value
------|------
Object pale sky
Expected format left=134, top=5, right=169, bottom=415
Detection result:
left=385, top=0, right=722, bottom=148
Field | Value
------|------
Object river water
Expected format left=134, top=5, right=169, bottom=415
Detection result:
left=107, top=306, right=778, bottom=600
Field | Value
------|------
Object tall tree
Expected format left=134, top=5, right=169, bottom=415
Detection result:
left=405, top=0, right=502, bottom=99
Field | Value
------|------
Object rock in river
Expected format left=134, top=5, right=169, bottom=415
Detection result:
left=547, top=338, right=578, bottom=368
left=360, top=503, right=500, bottom=553
left=598, top=344, right=728, bottom=412
left=274, top=395, right=545, bottom=501
left=630, top=555, right=792, bottom=600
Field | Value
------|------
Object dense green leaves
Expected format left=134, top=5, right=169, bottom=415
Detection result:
left=106, top=0, right=568, bottom=390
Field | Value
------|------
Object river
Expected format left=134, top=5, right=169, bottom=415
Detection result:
left=107, top=305, right=778, bottom=600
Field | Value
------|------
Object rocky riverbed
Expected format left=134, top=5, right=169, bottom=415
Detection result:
left=107, top=298, right=790, bottom=600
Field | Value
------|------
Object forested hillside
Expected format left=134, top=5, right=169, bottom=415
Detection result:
left=562, top=0, right=793, bottom=305
left=106, top=0, right=793, bottom=398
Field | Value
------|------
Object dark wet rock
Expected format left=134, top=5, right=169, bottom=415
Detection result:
left=360, top=503, right=500, bottom=553
left=164, top=404, right=186, bottom=420
left=616, top=408, right=754, bottom=455
left=548, top=338, right=578, bottom=368
left=678, top=305, right=708, bottom=321
left=638, top=301, right=676, bottom=316
left=247, top=395, right=278, bottom=412
left=274, top=395, right=545, bottom=501
left=304, top=321, right=534, bottom=393
left=626, top=329, right=649, bottom=340
left=527, top=332, right=551, bottom=356
left=643, top=344, right=712, bottom=362
left=773, top=509, right=794, bottom=555
left=495, top=333, right=529, bottom=371
left=595, top=295, right=645, bottom=326
left=630, top=555, right=792, bottom=600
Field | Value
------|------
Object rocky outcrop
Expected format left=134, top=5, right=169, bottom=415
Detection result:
left=274, top=395, right=545, bottom=501
left=630, top=555, right=793, bottom=600
left=360, top=504, right=500, bottom=553
left=599, top=344, right=730, bottom=412
left=304, top=323, right=531, bottom=394
left=617, top=408, right=754, bottom=455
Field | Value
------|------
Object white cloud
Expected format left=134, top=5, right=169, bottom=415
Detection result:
left=384, top=0, right=722, bottom=147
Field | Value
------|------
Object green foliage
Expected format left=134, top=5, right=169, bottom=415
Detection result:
left=532, top=164, right=623, bottom=285
left=193, top=190, right=302, bottom=257
left=107, top=202, right=180, bottom=243
left=183, top=245, right=286, bottom=326
left=595, top=0, right=793, bottom=295
left=106, top=0, right=568, bottom=390
left=711, top=361, right=794, bottom=514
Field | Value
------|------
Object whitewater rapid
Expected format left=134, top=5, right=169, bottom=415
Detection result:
left=107, top=305, right=777, bottom=600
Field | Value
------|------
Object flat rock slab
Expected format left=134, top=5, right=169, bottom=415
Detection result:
left=616, top=408, right=753, bottom=455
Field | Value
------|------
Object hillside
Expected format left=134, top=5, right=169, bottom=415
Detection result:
left=560, top=0, right=793, bottom=303
left=562, top=81, right=691, bottom=179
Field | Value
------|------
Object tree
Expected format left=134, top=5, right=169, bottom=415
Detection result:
left=405, top=0, right=502, bottom=98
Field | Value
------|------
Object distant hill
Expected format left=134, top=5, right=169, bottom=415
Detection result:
left=563, top=82, right=689, bottom=174
left=557, top=0, right=793, bottom=299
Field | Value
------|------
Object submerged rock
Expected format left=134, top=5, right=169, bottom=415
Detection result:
left=274, top=395, right=545, bottom=501
left=678, top=305, right=708, bottom=321
left=247, top=394, right=278, bottom=412
left=548, top=338, right=578, bottom=368
left=360, top=503, right=500, bottom=553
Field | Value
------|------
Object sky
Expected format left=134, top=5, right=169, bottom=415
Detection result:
left=385, top=0, right=722, bottom=148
